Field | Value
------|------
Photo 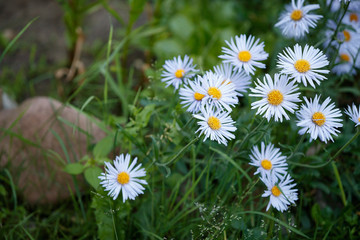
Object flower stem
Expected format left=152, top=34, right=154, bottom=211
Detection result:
left=331, top=161, right=347, bottom=206
left=238, top=117, right=266, bottom=150
left=324, top=1, right=350, bottom=53
left=239, top=178, right=260, bottom=204
left=289, top=127, right=360, bottom=168
left=156, top=136, right=199, bottom=167
left=287, top=133, right=306, bottom=160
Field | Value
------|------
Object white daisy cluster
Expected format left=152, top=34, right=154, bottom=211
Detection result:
left=254, top=42, right=344, bottom=143
left=96, top=0, right=360, bottom=211
left=249, top=42, right=341, bottom=144
left=324, top=2, right=360, bottom=76
left=249, top=142, right=298, bottom=212
left=275, top=0, right=322, bottom=39
left=161, top=34, right=269, bottom=146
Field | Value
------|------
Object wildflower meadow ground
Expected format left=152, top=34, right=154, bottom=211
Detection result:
left=1, top=0, right=360, bottom=239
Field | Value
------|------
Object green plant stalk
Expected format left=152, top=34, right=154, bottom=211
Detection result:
left=237, top=211, right=310, bottom=239
left=287, top=133, right=306, bottom=160
left=333, top=127, right=360, bottom=159
left=254, top=118, right=274, bottom=145
left=0, top=17, right=38, bottom=64
left=289, top=127, right=360, bottom=168
left=191, top=145, right=196, bottom=201
left=238, top=117, right=266, bottom=150
left=51, top=129, right=86, bottom=220
left=103, top=24, right=113, bottom=122
left=156, top=137, right=199, bottom=167
left=331, top=161, right=347, bottom=206
left=239, top=178, right=259, bottom=204
left=267, top=210, right=274, bottom=240
left=4, top=169, right=17, bottom=210
left=324, top=1, right=350, bottom=53
left=110, top=199, right=120, bottom=240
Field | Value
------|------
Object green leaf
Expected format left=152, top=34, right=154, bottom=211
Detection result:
left=169, top=14, right=194, bottom=40
left=91, top=194, right=129, bottom=240
left=93, top=135, right=114, bottom=158
left=0, top=17, right=38, bottom=65
left=63, top=163, right=85, bottom=175
left=129, top=0, right=147, bottom=25
left=0, top=185, right=7, bottom=197
left=84, top=167, right=103, bottom=189
left=136, top=104, right=156, bottom=127
left=92, top=197, right=116, bottom=240
left=153, top=39, right=184, bottom=58
left=339, top=87, right=360, bottom=96
left=311, top=203, right=324, bottom=226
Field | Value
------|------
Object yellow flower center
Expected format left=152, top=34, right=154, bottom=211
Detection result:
left=340, top=54, right=350, bottom=62
left=312, top=112, right=326, bottom=126
left=194, top=92, right=205, bottom=101
left=117, top=172, right=130, bottom=185
left=271, top=186, right=281, bottom=197
left=267, top=90, right=284, bottom=106
left=238, top=50, right=252, bottom=62
left=350, top=13, right=358, bottom=22
left=175, top=69, right=185, bottom=78
left=358, top=117, right=360, bottom=122
left=290, top=9, right=303, bottom=21
left=343, top=30, right=351, bottom=42
left=261, top=159, right=272, bottom=170
left=208, top=87, right=222, bottom=99
left=294, top=59, right=311, bottom=73
left=207, top=116, right=221, bottom=130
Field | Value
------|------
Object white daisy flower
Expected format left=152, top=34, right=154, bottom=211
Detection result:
left=219, top=34, right=269, bottom=76
left=332, top=49, right=360, bottom=76
left=338, top=29, right=360, bottom=56
left=328, top=0, right=360, bottom=12
left=161, top=55, right=198, bottom=90
left=275, top=0, right=322, bottom=39
left=249, top=142, right=288, bottom=182
left=261, top=174, right=298, bottom=212
left=98, top=154, right=147, bottom=202
left=349, top=1, right=360, bottom=12
left=296, top=95, right=343, bottom=143
left=323, top=20, right=337, bottom=49
left=323, top=20, right=360, bottom=56
left=344, top=103, right=360, bottom=127
left=277, top=44, right=330, bottom=88
left=179, top=77, right=207, bottom=113
left=342, top=11, right=360, bottom=30
left=201, top=71, right=238, bottom=112
left=193, top=105, right=236, bottom=146
left=213, top=63, right=252, bottom=97
left=249, top=73, right=301, bottom=122
left=327, top=0, right=341, bottom=11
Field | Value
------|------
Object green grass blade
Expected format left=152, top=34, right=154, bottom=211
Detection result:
left=0, top=17, right=38, bottom=65
left=4, top=169, right=17, bottom=210
left=237, top=211, right=310, bottom=239
left=210, top=147, right=251, bottom=182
